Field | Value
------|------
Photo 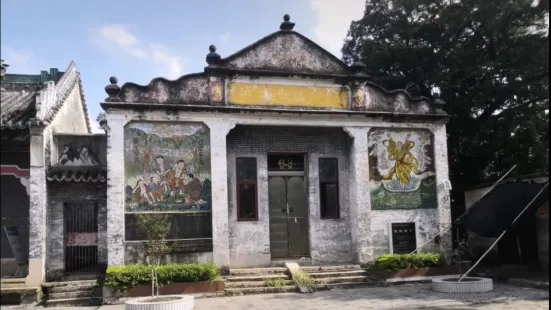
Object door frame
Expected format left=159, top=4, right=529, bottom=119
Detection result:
left=63, top=201, right=100, bottom=275
left=267, top=152, right=311, bottom=259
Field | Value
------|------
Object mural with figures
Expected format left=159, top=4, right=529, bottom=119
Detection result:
left=124, top=122, right=211, bottom=212
left=368, top=128, right=437, bottom=210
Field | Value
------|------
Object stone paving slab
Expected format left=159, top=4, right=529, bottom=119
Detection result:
left=1, top=283, right=548, bottom=310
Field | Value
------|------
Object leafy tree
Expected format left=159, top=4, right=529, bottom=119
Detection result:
left=136, top=214, right=173, bottom=298
left=342, top=0, right=549, bottom=192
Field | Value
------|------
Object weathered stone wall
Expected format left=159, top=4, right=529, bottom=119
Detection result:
left=45, top=182, right=107, bottom=281
left=104, top=110, right=452, bottom=266
left=226, top=125, right=352, bottom=267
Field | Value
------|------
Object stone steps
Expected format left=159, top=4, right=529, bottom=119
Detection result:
left=229, top=267, right=288, bottom=276
left=225, top=274, right=288, bottom=282
left=48, top=289, right=97, bottom=300
left=48, top=284, right=98, bottom=293
left=308, top=270, right=367, bottom=279
left=43, top=280, right=97, bottom=288
left=225, top=286, right=298, bottom=296
left=224, top=268, right=293, bottom=295
left=0, top=278, right=26, bottom=289
left=43, top=280, right=101, bottom=307
left=316, top=276, right=372, bottom=284
left=301, top=266, right=378, bottom=291
left=301, top=265, right=362, bottom=273
left=45, top=297, right=103, bottom=307
left=225, top=280, right=294, bottom=288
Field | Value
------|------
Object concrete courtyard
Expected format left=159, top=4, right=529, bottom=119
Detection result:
left=1, top=283, right=548, bottom=310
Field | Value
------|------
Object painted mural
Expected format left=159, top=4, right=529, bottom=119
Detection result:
left=124, top=122, right=211, bottom=212
left=54, top=135, right=107, bottom=167
left=58, top=144, right=101, bottom=166
left=368, top=128, right=437, bottom=210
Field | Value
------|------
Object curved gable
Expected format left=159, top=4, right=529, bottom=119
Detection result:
left=220, top=31, right=349, bottom=75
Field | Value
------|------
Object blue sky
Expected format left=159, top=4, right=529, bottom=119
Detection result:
left=1, top=0, right=364, bottom=132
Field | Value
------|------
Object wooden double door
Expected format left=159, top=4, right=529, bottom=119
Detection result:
left=268, top=174, right=310, bottom=258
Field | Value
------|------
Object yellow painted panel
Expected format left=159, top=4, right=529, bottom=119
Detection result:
left=228, top=82, right=349, bottom=109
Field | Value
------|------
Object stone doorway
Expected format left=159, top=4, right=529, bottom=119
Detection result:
left=268, top=154, right=310, bottom=258
left=64, top=203, right=99, bottom=275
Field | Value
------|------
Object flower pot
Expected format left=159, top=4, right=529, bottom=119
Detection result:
left=125, top=295, right=194, bottom=310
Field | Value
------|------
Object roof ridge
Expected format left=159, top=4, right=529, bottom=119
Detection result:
left=40, top=62, right=91, bottom=133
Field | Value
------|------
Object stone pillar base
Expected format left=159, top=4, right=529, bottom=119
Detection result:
left=25, top=258, right=44, bottom=287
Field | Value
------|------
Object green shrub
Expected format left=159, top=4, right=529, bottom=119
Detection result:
left=374, top=253, right=444, bottom=270
left=104, top=263, right=220, bottom=293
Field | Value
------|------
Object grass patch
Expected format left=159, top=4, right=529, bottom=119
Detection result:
left=292, top=270, right=317, bottom=291
left=264, top=277, right=287, bottom=289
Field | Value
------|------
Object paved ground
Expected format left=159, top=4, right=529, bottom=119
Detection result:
left=2, top=283, right=548, bottom=310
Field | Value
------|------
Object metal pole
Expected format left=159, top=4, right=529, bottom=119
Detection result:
left=458, top=182, right=549, bottom=282
left=408, top=165, right=517, bottom=254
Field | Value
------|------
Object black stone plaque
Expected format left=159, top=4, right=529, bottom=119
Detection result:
left=125, top=212, right=212, bottom=241
left=169, top=239, right=213, bottom=253
left=391, top=222, right=417, bottom=254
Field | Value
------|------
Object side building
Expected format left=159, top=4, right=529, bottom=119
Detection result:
left=0, top=61, right=102, bottom=288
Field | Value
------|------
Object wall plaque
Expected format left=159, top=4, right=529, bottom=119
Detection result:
left=169, top=239, right=213, bottom=253
left=391, top=222, right=417, bottom=254
left=124, top=212, right=212, bottom=241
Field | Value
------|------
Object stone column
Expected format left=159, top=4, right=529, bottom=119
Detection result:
left=432, top=124, right=453, bottom=260
left=205, top=120, right=235, bottom=271
left=26, top=126, right=47, bottom=287
left=106, top=114, right=126, bottom=266
left=343, top=127, right=373, bottom=264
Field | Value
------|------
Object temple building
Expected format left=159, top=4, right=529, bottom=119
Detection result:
left=99, top=14, right=453, bottom=271
left=3, top=15, right=453, bottom=294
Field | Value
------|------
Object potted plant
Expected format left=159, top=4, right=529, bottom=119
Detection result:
left=124, top=214, right=194, bottom=310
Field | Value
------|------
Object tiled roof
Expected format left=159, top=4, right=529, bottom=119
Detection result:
left=0, top=89, right=37, bottom=130
left=0, top=61, right=91, bottom=133
left=47, top=169, right=107, bottom=183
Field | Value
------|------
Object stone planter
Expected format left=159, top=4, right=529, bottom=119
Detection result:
left=125, top=295, right=194, bottom=310
left=432, top=277, right=493, bottom=293
left=372, top=265, right=459, bottom=279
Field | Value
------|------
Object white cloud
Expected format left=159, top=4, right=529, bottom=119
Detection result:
left=308, top=0, right=365, bottom=57
left=95, top=24, right=184, bottom=79
left=0, top=47, right=35, bottom=73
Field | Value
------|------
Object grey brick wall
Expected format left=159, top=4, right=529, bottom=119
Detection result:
left=46, top=182, right=107, bottom=281
left=226, top=125, right=354, bottom=266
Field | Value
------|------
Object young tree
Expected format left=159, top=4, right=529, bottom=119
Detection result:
left=136, top=213, right=173, bottom=298
left=342, top=0, right=549, bottom=192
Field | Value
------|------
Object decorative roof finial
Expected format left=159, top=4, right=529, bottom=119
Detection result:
left=105, top=76, right=121, bottom=102
left=351, top=61, right=367, bottom=76
left=280, top=14, right=295, bottom=31
left=206, top=45, right=221, bottom=66
left=432, top=91, right=446, bottom=114
left=1, top=60, right=9, bottom=79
